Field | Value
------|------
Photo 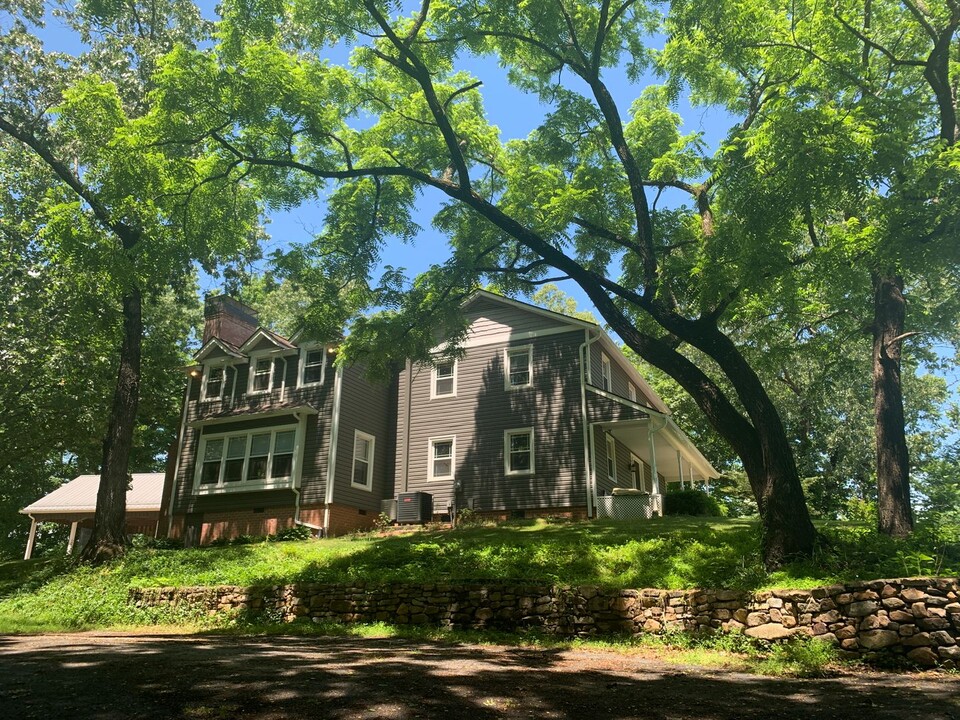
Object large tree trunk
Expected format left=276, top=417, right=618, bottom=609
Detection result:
left=79, top=288, right=142, bottom=564
left=872, top=271, right=913, bottom=537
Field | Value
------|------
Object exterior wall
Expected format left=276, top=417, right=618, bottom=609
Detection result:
left=330, top=365, right=395, bottom=513
left=463, top=295, right=575, bottom=341
left=588, top=341, right=654, bottom=406
left=593, top=426, right=635, bottom=497
left=395, top=328, right=588, bottom=514
left=131, top=577, right=960, bottom=668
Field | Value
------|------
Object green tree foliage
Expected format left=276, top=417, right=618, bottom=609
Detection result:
left=0, top=1, right=260, bottom=561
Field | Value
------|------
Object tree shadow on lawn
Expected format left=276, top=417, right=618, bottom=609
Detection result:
left=0, top=633, right=956, bottom=720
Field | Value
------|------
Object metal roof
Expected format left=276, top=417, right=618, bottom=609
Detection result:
left=20, top=473, right=165, bottom=515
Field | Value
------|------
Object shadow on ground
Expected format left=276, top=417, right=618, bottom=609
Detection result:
left=1, top=633, right=957, bottom=719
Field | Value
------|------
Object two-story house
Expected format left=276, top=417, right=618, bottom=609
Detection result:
left=161, top=292, right=716, bottom=544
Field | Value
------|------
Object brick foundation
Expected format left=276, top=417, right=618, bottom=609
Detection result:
left=166, top=503, right=376, bottom=544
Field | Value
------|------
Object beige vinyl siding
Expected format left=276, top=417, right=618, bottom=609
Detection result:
left=395, top=329, right=587, bottom=513
left=464, top=295, right=576, bottom=341
left=173, top=353, right=336, bottom=515
left=330, top=364, right=394, bottom=511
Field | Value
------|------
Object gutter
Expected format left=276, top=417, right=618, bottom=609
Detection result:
left=579, top=328, right=602, bottom=517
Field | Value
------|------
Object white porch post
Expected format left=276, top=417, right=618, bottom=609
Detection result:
left=676, top=450, right=684, bottom=491
left=647, top=424, right=659, bottom=495
left=66, top=521, right=79, bottom=555
left=24, top=517, right=37, bottom=560
left=689, top=464, right=695, bottom=490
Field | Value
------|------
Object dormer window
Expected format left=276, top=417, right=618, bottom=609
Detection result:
left=201, top=365, right=234, bottom=402
left=299, top=346, right=326, bottom=387
left=250, top=356, right=274, bottom=394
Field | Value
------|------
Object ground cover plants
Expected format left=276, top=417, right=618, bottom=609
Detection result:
left=0, top=517, right=956, bottom=636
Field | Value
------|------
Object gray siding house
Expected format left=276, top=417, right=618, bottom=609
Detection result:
left=163, top=292, right=716, bottom=543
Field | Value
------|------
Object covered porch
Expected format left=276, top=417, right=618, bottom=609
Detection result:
left=590, top=417, right=718, bottom=521
left=19, top=473, right=165, bottom=559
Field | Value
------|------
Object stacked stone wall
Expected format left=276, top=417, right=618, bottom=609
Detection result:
left=129, top=577, right=960, bottom=667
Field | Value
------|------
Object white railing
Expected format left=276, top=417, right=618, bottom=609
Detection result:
left=595, top=493, right=663, bottom=521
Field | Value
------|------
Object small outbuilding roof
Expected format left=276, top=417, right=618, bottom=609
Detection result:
left=20, top=473, right=165, bottom=515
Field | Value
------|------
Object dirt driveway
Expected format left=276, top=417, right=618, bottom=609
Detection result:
left=1, top=633, right=957, bottom=719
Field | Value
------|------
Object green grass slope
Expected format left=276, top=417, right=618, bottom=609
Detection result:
left=0, top=517, right=956, bottom=633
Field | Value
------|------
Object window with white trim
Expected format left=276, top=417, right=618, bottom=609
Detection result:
left=600, top=354, right=612, bottom=392
left=605, top=434, right=617, bottom=481
left=628, top=383, right=637, bottom=403
left=249, top=355, right=275, bottom=394
left=505, top=345, right=533, bottom=389
left=504, top=428, right=535, bottom=475
left=431, top=360, right=457, bottom=398
left=196, top=427, right=298, bottom=491
left=299, top=346, right=326, bottom=387
left=428, top=437, right=455, bottom=481
left=201, top=364, right=234, bottom=401
left=352, top=430, right=375, bottom=490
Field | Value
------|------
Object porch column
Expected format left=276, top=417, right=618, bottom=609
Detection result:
left=647, top=424, right=659, bottom=495
left=24, top=517, right=37, bottom=560
left=677, top=450, right=684, bottom=491
left=689, top=464, right=695, bottom=490
left=66, top=521, right=79, bottom=555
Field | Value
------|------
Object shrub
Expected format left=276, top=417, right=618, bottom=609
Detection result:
left=130, top=535, right=183, bottom=550
left=271, top=525, right=312, bottom=542
left=664, top=490, right=722, bottom=517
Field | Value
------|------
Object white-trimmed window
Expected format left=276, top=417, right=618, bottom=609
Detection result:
left=351, top=430, right=375, bottom=490
left=628, top=383, right=637, bottom=403
left=600, top=354, right=612, bottom=392
left=504, top=345, right=533, bottom=389
left=431, top=360, right=457, bottom=398
left=605, top=434, right=617, bottom=481
left=196, top=426, right=298, bottom=492
left=248, top=354, right=276, bottom=394
left=201, top=364, right=234, bottom=402
left=504, top=427, right=535, bottom=475
left=428, top=436, right=456, bottom=481
left=299, top=346, right=326, bottom=387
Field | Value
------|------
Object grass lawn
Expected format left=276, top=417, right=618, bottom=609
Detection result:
left=0, top=516, right=955, bottom=634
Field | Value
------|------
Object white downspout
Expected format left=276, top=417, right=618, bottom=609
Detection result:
left=166, top=374, right=193, bottom=537
left=579, top=329, right=602, bottom=517
left=323, top=365, right=344, bottom=536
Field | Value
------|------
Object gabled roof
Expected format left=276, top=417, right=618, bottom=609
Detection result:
left=238, top=327, right=297, bottom=354
left=463, top=289, right=599, bottom=331
left=20, top=473, right=165, bottom=515
left=195, top=337, right=245, bottom=362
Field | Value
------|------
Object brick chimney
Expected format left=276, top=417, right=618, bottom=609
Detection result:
left=203, top=295, right=260, bottom=347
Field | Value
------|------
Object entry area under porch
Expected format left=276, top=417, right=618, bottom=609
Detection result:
left=589, top=418, right=718, bottom=521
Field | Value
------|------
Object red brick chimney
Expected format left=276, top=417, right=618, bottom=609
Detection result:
left=203, top=295, right=260, bottom=347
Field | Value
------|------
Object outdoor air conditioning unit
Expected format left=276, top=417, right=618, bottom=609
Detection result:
left=396, top=492, right=433, bottom=524
left=380, top=499, right=398, bottom=522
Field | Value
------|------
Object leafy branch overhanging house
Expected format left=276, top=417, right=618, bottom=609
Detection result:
left=21, top=291, right=717, bottom=555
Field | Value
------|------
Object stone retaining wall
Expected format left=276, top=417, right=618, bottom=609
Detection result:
left=129, top=577, right=960, bottom=667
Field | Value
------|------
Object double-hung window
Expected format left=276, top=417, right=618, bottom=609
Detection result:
left=504, top=345, right=533, bottom=389
left=202, top=365, right=232, bottom=401
left=196, top=427, right=297, bottom=491
left=428, top=437, right=455, bottom=481
left=504, top=428, right=535, bottom=475
left=300, top=346, right=325, bottom=387
left=605, top=434, right=617, bottom=482
left=431, top=360, right=457, bottom=398
left=249, top=355, right=275, bottom=394
left=600, top=354, right=613, bottom=392
left=352, top=431, right=375, bottom=490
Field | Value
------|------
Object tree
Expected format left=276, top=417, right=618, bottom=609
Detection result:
left=664, top=0, right=960, bottom=536
left=0, top=1, right=258, bottom=562
left=151, top=0, right=832, bottom=566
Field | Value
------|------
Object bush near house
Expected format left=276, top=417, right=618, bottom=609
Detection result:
left=664, top=489, right=723, bottom=517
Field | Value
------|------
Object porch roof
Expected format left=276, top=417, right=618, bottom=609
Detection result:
left=20, top=473, right=165, bottom=516
left=597, top=418, right=719, bottom=480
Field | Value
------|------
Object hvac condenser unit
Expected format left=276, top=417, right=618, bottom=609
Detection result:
left=396, top=492, right=433, bottom=524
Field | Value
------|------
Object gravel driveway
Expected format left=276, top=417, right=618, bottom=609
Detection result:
left=1, top=633, right=957, bottom=719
